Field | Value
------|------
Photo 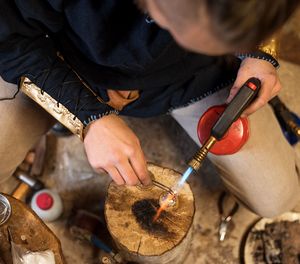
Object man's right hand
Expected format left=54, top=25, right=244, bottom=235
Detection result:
left=83, top=114, right=151, bottom=186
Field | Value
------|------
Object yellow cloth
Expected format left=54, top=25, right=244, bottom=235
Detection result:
left=107, top=89, right=139, bottom=111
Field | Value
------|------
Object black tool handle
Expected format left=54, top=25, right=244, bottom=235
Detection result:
left=211, top=77, right=261, bottom=140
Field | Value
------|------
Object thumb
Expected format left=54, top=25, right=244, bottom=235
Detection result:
left=226, top=75, right=247, bottom=104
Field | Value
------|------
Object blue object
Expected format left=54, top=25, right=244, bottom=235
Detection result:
left=90, top=235, right=112, bottom=253
left=269, top=96, right=300, bottom=146
left=281, top=112, right=300, bottom=146
left=178, top=166, right=194, bottom=187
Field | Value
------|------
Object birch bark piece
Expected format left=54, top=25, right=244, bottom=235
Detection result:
left=105, top=163, right=195, bottom=264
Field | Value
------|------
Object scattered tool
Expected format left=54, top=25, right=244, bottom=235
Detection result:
left=14, top=170, right=44, bottom=194
left=155, top=78, right=261, bottom=219
left=269, top=96, right=300, bottom=145
left=12, top=136, right=47, bottom=201
left=218, top=191, right=239, bottom=242
left=68, top=210, right=123, bottom=263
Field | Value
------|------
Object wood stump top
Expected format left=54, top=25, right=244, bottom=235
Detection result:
left=105, top=164, right=195, bottom=257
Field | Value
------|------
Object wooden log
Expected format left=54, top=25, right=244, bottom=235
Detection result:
left=105, top=163, right=195, bottom=264
left=0, top=193, right=65, bottom=264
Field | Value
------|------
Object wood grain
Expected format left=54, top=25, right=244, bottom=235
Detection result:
left=0, top=193, right=65, bottom=264
left=105, top=163, right=195, bottom=264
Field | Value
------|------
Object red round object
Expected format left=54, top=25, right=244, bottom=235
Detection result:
left=36, top=192, right=54, bottom=210
left=197, top=105, right=250, bottom=155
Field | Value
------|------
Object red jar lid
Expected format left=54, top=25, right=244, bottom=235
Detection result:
left=197, top=105, right=250, bottom=155
left=36, top=192, right=54, bottom=210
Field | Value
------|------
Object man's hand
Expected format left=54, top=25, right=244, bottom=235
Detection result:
left=84, top=114, right=150, bottom=186
left=226, top=57, right=281, bottom=116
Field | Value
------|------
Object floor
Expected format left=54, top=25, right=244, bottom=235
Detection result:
left=1, top=8, right=300, bottom=264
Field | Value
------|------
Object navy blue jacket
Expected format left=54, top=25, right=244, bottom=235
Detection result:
left=0, top=0, right=240, bottom=126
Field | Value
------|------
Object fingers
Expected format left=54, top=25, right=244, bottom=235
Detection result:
left=242, top=92, right=269, bottom=116
left=105, top=167, right=125, bottom=185
left=97, top=160, right=144, bottom=186
left=116, top=160, right=141, bottom=186
left=129, top=149, right=151, bottom=185
left=270, top=78, right=281, bottom=98
left=106, top=153, right=150, bottom=186
left=226, top=82, right=244, bottom=104
left=96, top=168, right=106, bottom=173
left=121, top=138, right=150, bottom=186
left=84, top=114, right=150, bottom=187
left=91, top=142, right=149, bottom=186
left=226, top=73, right=281, bottom=117
left=226, top=57, right=282, bottom=116
left=242, top=78, right=281, bottom=116
left=226, top=69, right=249, bottom=104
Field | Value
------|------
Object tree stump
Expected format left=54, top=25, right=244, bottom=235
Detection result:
left=105, top=163, right=195, bottom=264
left=0, top=193, right=65, bottom=264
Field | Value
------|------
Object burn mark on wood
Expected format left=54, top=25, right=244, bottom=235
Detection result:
left=131, top=199, right=175, bottom=238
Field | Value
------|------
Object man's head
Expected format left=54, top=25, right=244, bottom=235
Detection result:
left=137, top=0, right=299, bottom=55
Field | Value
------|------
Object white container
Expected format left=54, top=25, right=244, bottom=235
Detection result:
left=31, top=189, right=63, bottom=222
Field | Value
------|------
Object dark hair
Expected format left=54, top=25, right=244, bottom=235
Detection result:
left=205, top=0, right=300, bottom=48
left=152, top=0, right=300, bottom=49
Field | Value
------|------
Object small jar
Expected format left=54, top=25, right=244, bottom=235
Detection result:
left=31, top=189, right=63, bottom=222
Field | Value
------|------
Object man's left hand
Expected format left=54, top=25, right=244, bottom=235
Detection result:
left=226, top=57, right=281, bottom=116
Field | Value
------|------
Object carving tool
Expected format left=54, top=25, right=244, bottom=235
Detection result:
left=154, top=78, right=261, bottom=220
left=14, top=170, right=44, bottom=192
left=269, top=96, right=300, bottom=145
left=12, top=136, right=46, bottom=201
left=218, top=191, right=239, bottom=241
left=68, top=210, right=123, bottom=263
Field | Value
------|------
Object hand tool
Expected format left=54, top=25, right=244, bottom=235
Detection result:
left=12, top=171, right=45, bottom=201
left=68, top=210, right=123, bottom=263
left=269, top=96, right=300, bottom=145
left=155, top=78, right=261, bottom=217
left=218, top=191, right=239, bottom=242
left=12, top=136, right=46, bottom=201
left=14, top=170, right=44, bottom=192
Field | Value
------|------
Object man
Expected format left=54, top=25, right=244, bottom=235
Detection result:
left=0, top=0, right=299, bottom=217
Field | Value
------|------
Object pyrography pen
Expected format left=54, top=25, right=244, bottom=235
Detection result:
left=173, top=77, right=261, bottom=194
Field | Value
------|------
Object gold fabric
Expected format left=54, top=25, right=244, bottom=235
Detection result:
left=258, top=37, right=279, bottom=59
left=107, top=89, right=139, bottom=111
left=20, top=77, right=84, bottom=140
left=20, top=75, right=140, bottom=140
